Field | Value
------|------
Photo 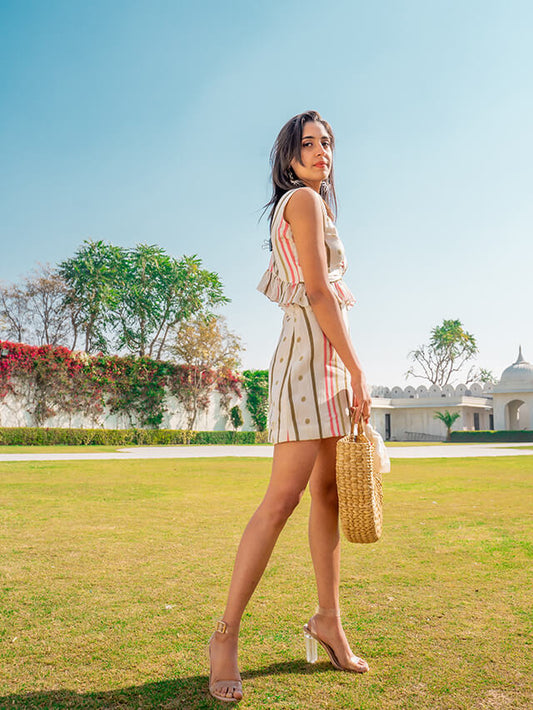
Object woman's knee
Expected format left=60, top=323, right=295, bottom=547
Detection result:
left=309, top=479, right=338, bottom=508
left=261, top=488, right=305, bottom=526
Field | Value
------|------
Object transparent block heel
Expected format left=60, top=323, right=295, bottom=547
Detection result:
left=304, top=630, right=318, bottom=663
left=303, top=610, right=370, bottom=673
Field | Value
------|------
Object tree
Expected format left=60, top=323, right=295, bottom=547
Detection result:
left=242, top=369, right=269, bottom=432
left=478, top=368, right=497, bottom=385
left=25, top=264, right=73, bottom=347
left=110, top=245, right=228, bottom=358
left=0, top=283, right=30, bottom=343
left=434, top=410, right=461, bottom=441
left=0, top=264, right=75, bottom=348
left=59, top=240, right=121, bottom=353
left=168, top=315, right=243, bottom=429
left=406, top=319, right=478, bottom=386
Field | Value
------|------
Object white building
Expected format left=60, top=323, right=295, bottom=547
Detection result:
left=492, top=347, right=533, bottom=430
left=370, top=348, right=533, bottom=441
left=370, top=382, right=494, bottom=441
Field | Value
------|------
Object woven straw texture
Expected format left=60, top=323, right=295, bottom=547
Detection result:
left=336, top=418, right=383, bottom=544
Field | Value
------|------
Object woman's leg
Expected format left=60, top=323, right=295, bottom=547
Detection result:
left=308, top=437, right=341, bottom=609
left=209, top=439, right=322, bottom=700
left=307, top=437, right=369, bottom=671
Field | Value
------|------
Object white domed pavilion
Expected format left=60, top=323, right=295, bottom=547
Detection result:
left=493, top=347, right=533, bottom=430
left=369, top=346, right=533, bottom=440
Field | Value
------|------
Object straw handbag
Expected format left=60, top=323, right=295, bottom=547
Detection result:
left=336, top=413, right=384, bottom=543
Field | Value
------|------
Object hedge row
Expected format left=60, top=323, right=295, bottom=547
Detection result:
left=450, top=430, right=533, bottom=443
left=0, top=427, right=270, bottom=446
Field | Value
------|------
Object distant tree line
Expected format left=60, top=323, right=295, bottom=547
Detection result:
left=0, top=240, right=275, bottom=432
left=0, top=240, right=230, bottom=359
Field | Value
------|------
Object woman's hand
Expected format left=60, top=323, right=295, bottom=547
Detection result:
left=351, top=374, right=371, bottom=424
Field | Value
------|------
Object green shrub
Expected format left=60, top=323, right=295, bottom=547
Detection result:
left=450, top=430, right=533, bottom=443
left=0, top=427, right=269, bottom=446
left=242, top=369, right=268, bottom=431
left=229, top=405, right=244, bottom=430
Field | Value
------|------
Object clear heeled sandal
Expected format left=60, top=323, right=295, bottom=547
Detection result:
left=303, top=607, right=369, bottom=673
left=208, top=620, right=243, bottom=703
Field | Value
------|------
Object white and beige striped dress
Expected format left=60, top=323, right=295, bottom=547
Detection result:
left=257, top=187, right=357, bottom=444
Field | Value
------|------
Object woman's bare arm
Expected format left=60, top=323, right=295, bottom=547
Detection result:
left=284, top=187, right=371, bottom=420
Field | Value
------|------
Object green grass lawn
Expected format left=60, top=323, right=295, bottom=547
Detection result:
left=1, top=455, right=531, bottom=709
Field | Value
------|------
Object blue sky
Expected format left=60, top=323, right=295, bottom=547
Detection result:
left=1, top=0, right=532, bottom=386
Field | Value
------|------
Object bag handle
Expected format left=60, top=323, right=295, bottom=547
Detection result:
left=349, top=407, right=369, bottom=443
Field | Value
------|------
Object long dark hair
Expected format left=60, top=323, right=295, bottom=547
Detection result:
left=260, top=110, right=338, bottom=245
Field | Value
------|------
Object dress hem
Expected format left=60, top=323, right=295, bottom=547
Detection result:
left=268, top=426, right=351, bottom=445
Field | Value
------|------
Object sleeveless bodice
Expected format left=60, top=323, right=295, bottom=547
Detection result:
left=256, top=188, right=355, bottom=309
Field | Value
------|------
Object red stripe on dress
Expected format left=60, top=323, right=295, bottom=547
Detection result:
left=282, top=223, right=301, bottom=281
left=278, top=222, right=298, bottom=283
left=334, top=282, right=345, bottom=300
left=272, top=224, right=290, bottom=284
left=327, top=339, right=342, bottom=435
left=333, top=281, right=356, bottom=307
left=323, top=333, right=336, bottom=436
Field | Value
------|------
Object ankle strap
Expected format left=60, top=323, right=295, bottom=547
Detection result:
left=316, top=606, right=341, bottom=617
left=215, top=620, right=228, bottom=633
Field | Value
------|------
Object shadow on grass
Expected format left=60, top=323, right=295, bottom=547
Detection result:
left=0, top=660, right=333, bottom=709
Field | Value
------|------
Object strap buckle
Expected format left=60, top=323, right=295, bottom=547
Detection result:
left=215, top=620, right=228, bottom=634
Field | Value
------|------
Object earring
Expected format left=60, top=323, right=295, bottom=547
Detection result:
left=287, top=166, right=299, bottom=185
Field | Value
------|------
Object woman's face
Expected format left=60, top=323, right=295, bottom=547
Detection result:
left=290, top=121, right=333, bottom=187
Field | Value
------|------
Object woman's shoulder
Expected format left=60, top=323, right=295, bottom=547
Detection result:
left=283, top=187, right=330, bottom=224
left=284, top=185, right=320, bottom=208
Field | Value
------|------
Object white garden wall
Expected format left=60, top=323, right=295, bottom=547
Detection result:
left=0, top=378, right=255, bottom=432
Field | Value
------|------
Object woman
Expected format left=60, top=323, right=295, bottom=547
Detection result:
left=208, top=110, right=372, bottom=702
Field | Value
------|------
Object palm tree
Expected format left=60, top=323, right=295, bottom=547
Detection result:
left=434, top=410, right=461, bottom=442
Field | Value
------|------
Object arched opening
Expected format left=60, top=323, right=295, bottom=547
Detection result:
left=505, top=399, right=526, bottom=430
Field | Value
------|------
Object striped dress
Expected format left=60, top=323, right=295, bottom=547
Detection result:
left=257, top=187, right=357, bottom=444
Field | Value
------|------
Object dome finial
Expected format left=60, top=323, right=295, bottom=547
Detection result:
left=497, top=347, right=533, bottom=390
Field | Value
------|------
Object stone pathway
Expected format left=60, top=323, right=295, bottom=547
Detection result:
left=0, top=442, right=532, bottom=461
